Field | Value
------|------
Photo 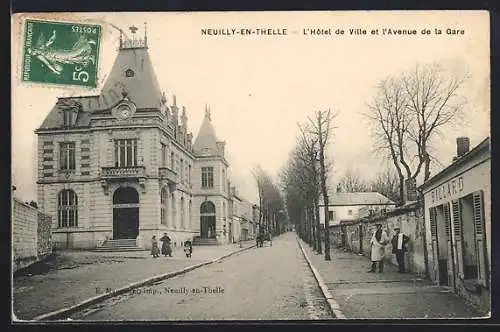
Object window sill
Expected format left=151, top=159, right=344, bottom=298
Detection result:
left=53, top=227, right=83, bottom=233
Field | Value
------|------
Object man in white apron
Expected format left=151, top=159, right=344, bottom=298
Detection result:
left=368, top=223, right=389, bottom=273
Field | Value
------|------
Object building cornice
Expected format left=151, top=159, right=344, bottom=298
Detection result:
left=35, top=123, right=196, bottom=160
left=419, top=137, right=490, bottom=191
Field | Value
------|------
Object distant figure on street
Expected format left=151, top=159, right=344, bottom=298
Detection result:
left=160, top=232, right=173, bottom=257
left=184, top=240, right=193, bottom=258
left=207, top=226, right=212, bottom=238
left=368, top=223, right=389, bottom=273
left=151, top=236, right=160, bottom=258
left=392, top=227, right=410, bottom=273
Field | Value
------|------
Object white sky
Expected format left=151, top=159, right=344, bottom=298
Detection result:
left=11, top=11, right=490, bottom=205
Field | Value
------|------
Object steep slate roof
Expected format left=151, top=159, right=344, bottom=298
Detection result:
left=38, top=96, right=101, bottom=129
left=192, top=107, right=219, bottom=156
left=324, top=192, right=395, bottom=206
left=100, top=47, right=163, bottom=110
left=37, top=41, right=163, bottom=130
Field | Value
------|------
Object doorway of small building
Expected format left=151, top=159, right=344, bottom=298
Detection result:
left=435, top=204, right=453, bottom=286
left=341, top=225, right=347, bottom=248
left=359, top=224, right=364, bottom=253
left=112, top=187, right=140, bottom=239
left=200, top=201, right=216, bottom=238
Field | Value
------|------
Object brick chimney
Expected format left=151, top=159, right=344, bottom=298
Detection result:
left=456, top=137, right=470, bottom=158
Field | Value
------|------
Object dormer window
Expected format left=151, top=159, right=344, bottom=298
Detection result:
left=125, top=69, right=135, bottom=77
left=202, top=147, right=210, bottom=154
left=63, top=110, right=74, bottom=127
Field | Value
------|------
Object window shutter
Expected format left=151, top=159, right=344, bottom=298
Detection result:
left=429, top=207, right=440, bottom=281
left=472, top=190, right=488, bottom=287
left=443, top=203, right=455, bottom=288
left=451, top=199, right=464, bottom=279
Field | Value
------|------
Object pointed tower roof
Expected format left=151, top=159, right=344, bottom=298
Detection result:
left=100, top=26, right=162, bottom=109
left=193, top=105, right=219, bottom=156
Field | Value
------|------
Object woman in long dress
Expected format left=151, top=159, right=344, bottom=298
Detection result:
left=368, top=223, right=389, bottom=273
left=159, top=233, right=173, bottom=257
left=151, top=236, right=160, bottom=258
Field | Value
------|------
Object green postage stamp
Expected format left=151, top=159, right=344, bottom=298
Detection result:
left=22, top=19, right=101, bottom=88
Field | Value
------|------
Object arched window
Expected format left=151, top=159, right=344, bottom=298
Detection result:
left=161, top=188, right=168, bottom=225
left=58, top=189, right=78, bottom=228
left=181, top=197, right=185, bottom=228
left=200, top=201, right=216, bottom=214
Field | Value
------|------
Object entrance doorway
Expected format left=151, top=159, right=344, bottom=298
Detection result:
left=113, top=187, right=139, bottom=239
left=200, top=201, right=216, bottom=238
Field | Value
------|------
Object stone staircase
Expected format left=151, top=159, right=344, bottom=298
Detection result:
left=192, top=236, right=219, bottom=246
left=94, top=239, right=143, bottom=252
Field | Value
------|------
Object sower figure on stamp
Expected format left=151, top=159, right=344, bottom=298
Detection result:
left=368, top=223, right=389, bottom=273
left=392, top=227, right=410, bottom=273
left=160, top=232, right=173, bottom=257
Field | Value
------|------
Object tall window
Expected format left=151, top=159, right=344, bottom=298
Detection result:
left=201, top=167, right=214, bottom=188
left=222, top=169, right=226, bottom=191
left=328, top=210, right=334, bottom=221
left=180, top=159, right=184, bottom=182
left=60, top=142, right=75, bottom=171
left=171, top=193, right=176, bottom=229
left=181, top=197, right=185, bottom=228
left=58, top=189, right=78, bottom=227
left=189, top=200, right=192, bottom=228
left=114, top=139, right=137, bottom=167
left=161, top=143, right=167, bottom=167
left=188, top=164, right=192, bottom=184
left=63, top=110, right=73, bottom=127
left=161, top=188, right=168, bottom=225
left=170, top=152, right=174, bottom=170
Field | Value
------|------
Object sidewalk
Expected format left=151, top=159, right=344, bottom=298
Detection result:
left=13, top=241, right=254, bottom=320
left=300, top=239, right=485, bottom=319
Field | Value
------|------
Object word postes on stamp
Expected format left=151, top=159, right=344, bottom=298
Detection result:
left=22, top=19, right=101, bottom=88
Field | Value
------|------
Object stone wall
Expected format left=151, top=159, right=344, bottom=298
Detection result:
left=12, top=198, right=53, bottom=272
left=329, top=202, right=428, bottom=277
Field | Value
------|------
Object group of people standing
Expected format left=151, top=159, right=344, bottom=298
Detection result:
left=151, top=233, right=173, bottom=258
left=368, top=223, right=410, bottom=273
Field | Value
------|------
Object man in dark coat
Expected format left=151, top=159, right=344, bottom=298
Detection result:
left=391, top=228, right=410, bottom=273
left=160, top=233, right=173, bottom=257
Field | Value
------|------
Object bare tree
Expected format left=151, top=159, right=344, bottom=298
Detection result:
left=338, top=168, right=371, bottom=193
left=253, top=165, right=285, bottom=237
left=365, top=62, right=468, bottom=204
left=306, top=109, right=338, bottom=261
left=402, top=63, right=468, bottom=181
left=370, top=168, right=400, bottom=204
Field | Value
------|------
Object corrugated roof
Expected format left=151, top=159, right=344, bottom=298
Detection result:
left=323, top=192, right=395, bottom=206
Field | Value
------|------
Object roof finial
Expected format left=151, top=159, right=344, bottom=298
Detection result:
left=173, top=95, right=177, bottom=106
left=144, top=22, right=148, bottom=47
left=161, top=92, right=167, bottom=104
left=205, top=104, right=211, bottom=121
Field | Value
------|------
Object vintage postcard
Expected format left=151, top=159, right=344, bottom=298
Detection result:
left=11, top=11, right=490, bottom=322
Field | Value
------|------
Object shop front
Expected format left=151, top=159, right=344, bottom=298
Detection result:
left=420, top=138, right=490, bottom=313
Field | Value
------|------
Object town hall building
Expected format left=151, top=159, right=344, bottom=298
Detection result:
left=35, top=27, right=232, bottom=250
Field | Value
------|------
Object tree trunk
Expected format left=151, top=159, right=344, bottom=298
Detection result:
left=398, top=173, right=405, bottom=206
left=424, top=152, right=431, bottom=181
left=314, top=195, right=322, bottom=254
left=310, top=205, right=317, bottom=251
